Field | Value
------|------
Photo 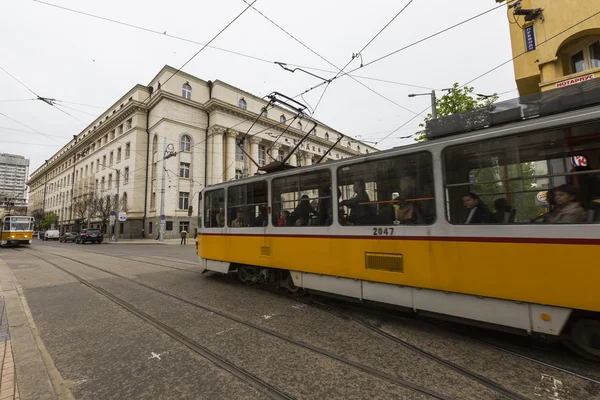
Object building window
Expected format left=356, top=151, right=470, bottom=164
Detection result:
left=118, top=125, right=123, bottom=135
left=91, top=143, right=95, bottom=151
left=347, top=141, right=351, bottom=148
left=182, top=83, right=192, bottom=99
left=279, top=114, right=286, bottom=123
left=277, top=149, right=284, bottom=162
left=109, top=151, right=114, bottom=166
left=96, top=159, right=100, bottom=172
left=179, top=192, right=190, bottom=209
left=238, top=98, right=247, bottom=110
left=297, top=122, right=302, bottom=130
left=108, top=174, right=112, bottom=189
left=102, top=155, right=106, bottom=169
left=179, top=162, right=190, bottom=178
left=110, top=130, right=115, bottom=140
left=235, top=145, right=244, bottom=161
left=125, top=119, right=132, bottom=130
left=590, top=41, right=600, bottom=69
left=166, top=221, right=173, bottom=231
left=117, top=147, right=122, bottom=163
left=357, top=145, right=361, bottom=153
left=125, top=142, right=131, bottom=158
left=325, top=132, right=330, bottom=141
left=101, top=177, right=105, bottom=191
left=260, top=107, right=268, bottom=117
left=572, top=50, right=585, bottom=74
left=179, top=221, right=190, bottom=233
left=150, top=192, right=155, bottom=209
left=149, top=222, right=153, bottom=234
left=258, top=145, right=266, bottom=166
left=124, top=167, right=129, bottom=184
left=235, top=169, right=243, bottom=179
left=180, top=135, right=191, bottom=152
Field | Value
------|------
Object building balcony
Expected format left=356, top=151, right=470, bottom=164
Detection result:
left=540, top=66, right=600, bottom=92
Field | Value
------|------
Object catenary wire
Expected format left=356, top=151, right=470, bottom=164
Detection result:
left=243, top=0, right=421, bottom=116
left=32, top=0, right=433, bottom=91
left=293, top=0, right=516, bottom=99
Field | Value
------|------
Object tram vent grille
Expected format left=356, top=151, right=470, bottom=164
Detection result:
left=365, top=253, right=403, bottom=273
left=260, top=246, right=271, bottom=257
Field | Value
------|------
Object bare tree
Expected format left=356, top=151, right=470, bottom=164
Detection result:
left=92, top=193, right=112, bottom=233
left=73, top=195, right=92, bottom=226
left=120, top=193, right=129, bottom=213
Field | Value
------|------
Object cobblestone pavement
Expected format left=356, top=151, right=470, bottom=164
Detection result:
left=0, top=299, right=19, bottom=400
left=1, top=239, right=599, bottom=400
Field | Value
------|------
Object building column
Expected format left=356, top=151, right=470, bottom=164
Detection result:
left=210, top=128, right=224, bottom=184
left=288, top=152, right=297, bottom=167
left=249, top=137, right=260, bottom=176
left=225, top=130, right=237, bottom=182
left=304, top=151, right=312, bottom=166
left=205, top=131, right=213, bottom=186
left=269, top=143, right=281, bottom=163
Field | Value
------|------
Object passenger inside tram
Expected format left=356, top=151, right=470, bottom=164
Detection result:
left=216, top=207, right=225, bottom=227
left=493, top=198, right=515, bottom=224
left=231, top=209, right=245, bottom=227
left=292, top=194, right=316, bottom=226
left=340, top=179, right=372, bottom=225
left=278, top=210, right=290, bottom=227
left=392, top=176, right=427, bottom=225
left=462, top=193, right=494, bottom=224
left=545, top=184, right=586, bottom=224
left=249, top=206, right=268, bottom=227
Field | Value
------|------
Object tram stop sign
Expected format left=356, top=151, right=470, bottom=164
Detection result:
left=109, top=211, right=116, bottom=226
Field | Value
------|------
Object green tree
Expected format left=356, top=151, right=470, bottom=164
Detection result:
left=415, top=83, right=498, bottom=142
left=39, top=212, right=59, bottom=230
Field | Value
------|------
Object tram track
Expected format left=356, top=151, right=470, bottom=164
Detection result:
left=307, top=299, right=527, bottom=400
left=45, top=245, right=202, bottom=274
left=16, top=249, right=292, bottom=400
left=20, top=248, right=453, bottom=400
left=317, top=300, right=600, bottom=386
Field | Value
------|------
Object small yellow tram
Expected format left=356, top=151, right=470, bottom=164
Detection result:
left=0, top=215, right=34, bottom=246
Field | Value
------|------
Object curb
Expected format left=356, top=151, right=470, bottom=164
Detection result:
left=0, top=258, right=75, bottom=400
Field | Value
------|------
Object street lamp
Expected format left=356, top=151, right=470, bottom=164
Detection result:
left=408, top=90, right=437, bottom=119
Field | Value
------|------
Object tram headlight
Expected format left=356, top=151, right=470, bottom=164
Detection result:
left=10, top=235, right=15, bottom=238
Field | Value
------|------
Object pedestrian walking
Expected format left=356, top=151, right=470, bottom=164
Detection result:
left=180, top=228, right=188, bottom=245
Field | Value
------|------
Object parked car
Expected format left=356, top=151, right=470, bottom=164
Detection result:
left=59, top=232, right=78, bottom=243
left=43, top=230, right=60, bottom=241
left=75, top=229, right=103, bottom=244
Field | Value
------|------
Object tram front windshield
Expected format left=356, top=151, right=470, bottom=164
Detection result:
left=9, top=219, right=32, bottom=231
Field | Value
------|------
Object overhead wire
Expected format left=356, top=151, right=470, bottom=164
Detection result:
left=381, top=9, right=600, bottom=147
left=463, top=9, right=600, bottom=87
left=32, top=0, right=432, bottom=91
left=0, top=111, right=64, bottom=144
left=293, top=0, right=516, bottom=99
left=243, top=0, right=421, bottom=116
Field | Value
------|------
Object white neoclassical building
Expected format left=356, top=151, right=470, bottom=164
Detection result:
left=27, top=65, right=377, bottom=238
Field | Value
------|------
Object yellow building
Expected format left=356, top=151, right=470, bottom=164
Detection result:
left=503, top=0, right=600, bottom=95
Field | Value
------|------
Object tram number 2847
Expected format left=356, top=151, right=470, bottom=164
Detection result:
left=373, top=227, right=394, bottom=236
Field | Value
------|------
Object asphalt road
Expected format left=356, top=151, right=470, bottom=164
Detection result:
left=2, top=239, right=600, bottom=400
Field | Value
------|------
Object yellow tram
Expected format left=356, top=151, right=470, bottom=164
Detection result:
left=0, top=215, right=34, bottom=246
left=197, top=81, right=600, bottom=360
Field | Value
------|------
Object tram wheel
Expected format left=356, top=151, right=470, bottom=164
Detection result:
left=237, top=266, right=257, bottom=284
left=564, top=319, right=600, bottom=362
left=281, top=273, right=307, bottom=297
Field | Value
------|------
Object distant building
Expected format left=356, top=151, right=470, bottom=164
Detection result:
left=27, top=65, right=376, bottom=238
left=502, top=0, right=600, bottom=95
left=0, top=153, right=29, bottom=209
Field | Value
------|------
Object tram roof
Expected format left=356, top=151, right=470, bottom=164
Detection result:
left=426, top=79, right=600, bottom=140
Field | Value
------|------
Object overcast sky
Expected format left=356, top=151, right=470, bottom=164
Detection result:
left=1, top=0, right=517, bottom=174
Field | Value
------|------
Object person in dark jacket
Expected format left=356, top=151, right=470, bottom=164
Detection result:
left=341, top=179, right=371, bottom=224
left=493, top=198, right=514, bottom=223
left=293, top=195, right=316, bottom=226
left=462, top=193, right=493, bottom=224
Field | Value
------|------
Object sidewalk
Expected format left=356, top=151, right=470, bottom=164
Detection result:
left=0, top=258, right=74, bottom=400
left=105, top=238, right=196, bottom=246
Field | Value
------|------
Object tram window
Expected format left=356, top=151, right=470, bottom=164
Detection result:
left=443, top=121, right=600, bottom=224
left=227, top=181, right=268, bottom=228
left=337, top=152, right=435, bottom=226
left=203, top=189, right=224, bottom=228
left=271, top=169, right=332, bottom=227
